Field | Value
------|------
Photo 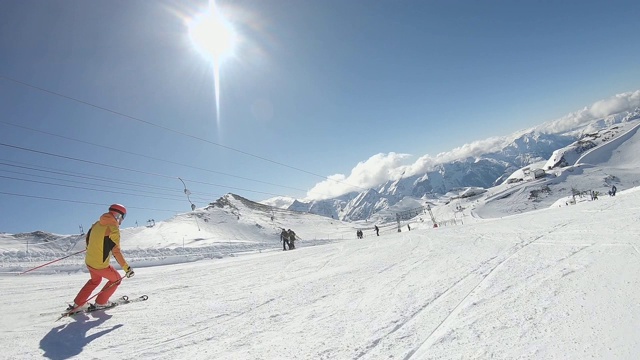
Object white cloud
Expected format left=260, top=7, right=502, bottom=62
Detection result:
left=397, top=136, right=509, bottom=179
left=536, top=90, right=640, bottom=134
left=590, top=90, right=640, bottom=118
left=306, top=153, right=410, bottom=200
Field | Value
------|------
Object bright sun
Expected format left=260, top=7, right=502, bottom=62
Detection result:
left=188, top=5, right=237, bottom=64
left=187, top=3, right=237, bottom=127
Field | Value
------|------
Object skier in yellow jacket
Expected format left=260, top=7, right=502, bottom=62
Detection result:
left=68, top=204, right=134, bottom=312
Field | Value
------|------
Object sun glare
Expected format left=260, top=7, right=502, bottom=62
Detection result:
left=188, top=3, right=237, bottom=128
left=188, top=8, right=236, bottom=64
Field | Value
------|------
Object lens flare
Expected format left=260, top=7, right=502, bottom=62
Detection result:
left=188, top=1, right=237, bottom=128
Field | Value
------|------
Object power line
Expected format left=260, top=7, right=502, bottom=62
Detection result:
left=0, top=174, right=188, bottom=202
left=0, top=191, right=177, bottom=212
left=0, top=75, right=370, bottom=193
left=0, top=146, right=350, bottom=225
left=0, top=142, right=293, bottom=198
left=0, top=190, right=345, bottom=225
left=0, top=169, right=211, bottom=202
left=0, top=120, right=315, bottom=196
left=0, top=160, right=220, bottom=202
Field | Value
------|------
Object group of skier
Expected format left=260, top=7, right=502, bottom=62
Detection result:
left=280, top=228, right=298, bottom=251
left=356, top=225, right=383, bottom=238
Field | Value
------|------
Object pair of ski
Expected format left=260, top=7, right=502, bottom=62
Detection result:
left=57, top=294, right=148, bottom=321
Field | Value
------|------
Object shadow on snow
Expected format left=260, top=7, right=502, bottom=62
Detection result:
left=40, top=311, right=122, bottom=360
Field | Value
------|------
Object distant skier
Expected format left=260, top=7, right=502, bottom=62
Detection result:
left=288, top=229, right=297, bottom=249
left=280, top=228, right=290, bottom=251
left=609, top=185, right=617, bottom=196
left=67, top=204, right=134, bottom=313
left=374, top=225, right=379, bottom=236
left=407, top=224, right=411, bottom=231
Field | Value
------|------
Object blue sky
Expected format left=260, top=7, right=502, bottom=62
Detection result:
left=1, top=0, right=639, bottom=234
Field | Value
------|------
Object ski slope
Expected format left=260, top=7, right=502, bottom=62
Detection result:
left=2, top=185, right=640, bottom=359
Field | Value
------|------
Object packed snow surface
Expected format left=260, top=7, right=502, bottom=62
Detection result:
left=2, top=186, right=640, bottom=359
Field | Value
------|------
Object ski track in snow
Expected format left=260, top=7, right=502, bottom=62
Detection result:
left=406, top=223, right=570, bottom=359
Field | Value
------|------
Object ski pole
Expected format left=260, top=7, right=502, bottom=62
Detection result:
left=17, top=249, right=86, bottom=275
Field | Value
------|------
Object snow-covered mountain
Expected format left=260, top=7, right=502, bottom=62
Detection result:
left=259, top=195, right=296, bottom=210
left=285, top=108, right=640, bottom=221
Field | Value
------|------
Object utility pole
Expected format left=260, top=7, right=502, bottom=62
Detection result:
left=427, top=204, right=438, bottom=228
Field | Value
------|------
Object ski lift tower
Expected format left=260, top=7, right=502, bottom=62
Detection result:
left=426, top=204, right=438, bottom=228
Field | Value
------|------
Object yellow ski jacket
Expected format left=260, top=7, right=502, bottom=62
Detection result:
left=85, top=212, right=129, bottom=271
